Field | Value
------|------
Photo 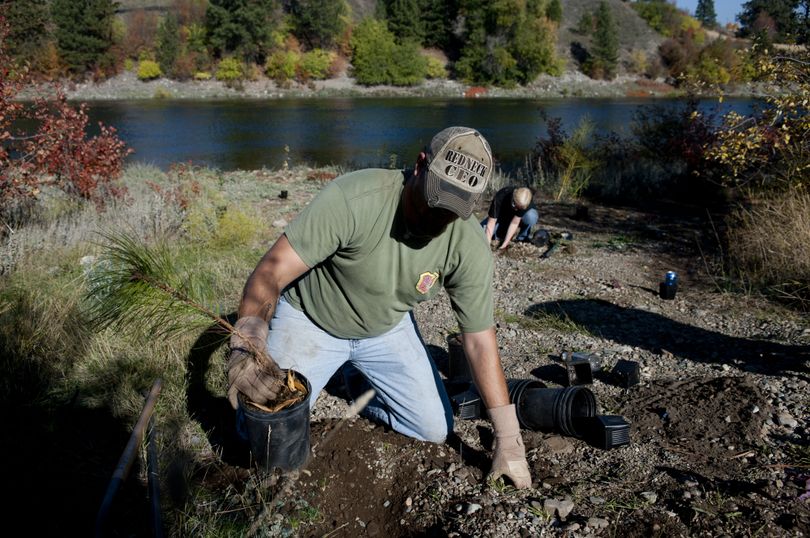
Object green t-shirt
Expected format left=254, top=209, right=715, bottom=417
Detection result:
left=283, top=168, right=494, bottom=339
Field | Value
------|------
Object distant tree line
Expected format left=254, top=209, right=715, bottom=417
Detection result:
left=1, top=0, right=564, bottom=87
left=2, top=0, right=806, bottom=88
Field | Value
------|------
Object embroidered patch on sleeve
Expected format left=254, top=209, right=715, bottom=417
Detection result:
left=416, top=271, right=439, bottom=294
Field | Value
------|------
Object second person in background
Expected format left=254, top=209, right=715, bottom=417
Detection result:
left=482, top=186, right=538, bottom=251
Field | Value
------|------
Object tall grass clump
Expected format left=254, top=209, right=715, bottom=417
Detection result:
left=726, top=190, right=810, bottom=309
left=701, top=49, right=809, bottom=309
left=530, top=117, right=597, bottom=202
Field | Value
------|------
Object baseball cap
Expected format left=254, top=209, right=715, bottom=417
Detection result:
left=424, top=126, right=493, bottom=219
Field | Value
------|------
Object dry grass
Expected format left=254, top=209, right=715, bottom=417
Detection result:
left=727, top=188, right=810, bottom=309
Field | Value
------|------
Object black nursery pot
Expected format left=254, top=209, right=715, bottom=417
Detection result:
left=507, top=379, right=597, bottom=438
left=237, top=371, right=311, bottom=471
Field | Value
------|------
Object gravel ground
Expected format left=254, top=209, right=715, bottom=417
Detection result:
left=20, top=69, right=778, bottom=101
left=240, top=198, right=810, bottom=537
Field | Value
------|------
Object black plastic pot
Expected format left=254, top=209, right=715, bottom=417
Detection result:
left=509, top=380, right=597, bottom=438
left=446, top=333, right=472, bottom=382
left=237, top=371, right=311, bottom=471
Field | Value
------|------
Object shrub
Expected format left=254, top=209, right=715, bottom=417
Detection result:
left=265, top=50, right=299, bottom=83
left=629, top=49, right=649, bottom=74
left=123, top=58, right=134, bottom=71
left=299, top=49, right=333, bottom=81
left=137, top=59, right=162, bottom=80
left=531, top=117, right=597, bottom=201
left=424, top=55, right=446, bottom=79
left=726, top=189, right=810, bottom=309
left=350, top=19, right=426, bottom=86
left=194, top=71, right=211, bottom=80
left=215, top=57, right=243, bottom=85
left=702, top=50, right=809, bottom=192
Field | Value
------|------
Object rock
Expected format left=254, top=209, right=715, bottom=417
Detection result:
left=587, top=517, right=609, bottom=529
left=777, top=413, right=798, bottom=428
left=589, top=496, right=606, bottom=505
left=543, top=498, right=574, bottom=519
left=557, top=499, right=575, bottom=519
left=466, top=503, right=482, bottom=515
left=641, top=491, right=658, bottom=504
left=272, top=218, right=288, bottom=228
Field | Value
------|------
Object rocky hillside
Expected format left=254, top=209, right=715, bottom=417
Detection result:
left=557, top=0, right=665, bottom=74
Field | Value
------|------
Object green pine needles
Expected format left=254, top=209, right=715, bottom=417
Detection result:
left=84, top=231, right=232, bottom=343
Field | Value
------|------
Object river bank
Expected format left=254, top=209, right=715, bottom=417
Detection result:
left=23, top=69, right=778, bottom=101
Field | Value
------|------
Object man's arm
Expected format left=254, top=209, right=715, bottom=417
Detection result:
left=239, top=234, right=310, bottom=321
left=484, top=217, right=497, bottom=243
left=461, top=328, right=509, bottom=407
left=226, top=234, right=311, bottom=409
left=498, top=215, right=522, bottom=250
left=462, top=328, right=532, bottom=489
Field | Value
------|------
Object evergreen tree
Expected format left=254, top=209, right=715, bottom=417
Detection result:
left=421, top=0, right=458, bottom=50
left=156, top=14, right=180, bottom=75
left=591, top=0, right=619, bottom=79
left=350, top=18, right=427, bottom=85
left=455, top=0, right=559, bottom=86
left=205, top=0, right=281, bottom=62
left=385, top=0, right=425, bottom=44
left=695, top=0, right=717, bottom=27
left=546, top=0, right=563, bottom=23
left=51, top=0, right=116, bottom=74
left=737, top=0, right=800, bottom=42
left=4, top=0, right=51, bottom=66
left=289, top=0, right=348, bottom=49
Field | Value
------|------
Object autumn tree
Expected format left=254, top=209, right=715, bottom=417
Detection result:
left=0, top=18, right=130, bottom=221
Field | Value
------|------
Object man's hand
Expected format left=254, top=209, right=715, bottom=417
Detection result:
left=487, top=404, right=532, bottom=489
left=227, top=316, right=285, bottom=409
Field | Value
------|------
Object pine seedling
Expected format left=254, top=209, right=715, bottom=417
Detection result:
left=83, top=230, right=305, bottom=409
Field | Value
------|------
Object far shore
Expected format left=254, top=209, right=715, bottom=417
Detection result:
left=20, top=69, right=777, bottom=102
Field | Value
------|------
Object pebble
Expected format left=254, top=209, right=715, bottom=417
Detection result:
left=587, top=517, right=609, bottom=529
left=544, top=498, right=574, bottom=519
left=589, top=496, right=606, bottom=505
left=641, top=491, right=658, bottom=504
left=272, top=218, right=288, bottom=228
left=778, top=413, right=798, bottom=428
left=466, top=503, right=482, bottom=515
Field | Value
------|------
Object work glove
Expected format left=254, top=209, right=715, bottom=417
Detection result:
left=487, top=404, right=532, bottom=489
left=227, top=316, right=285, bottom=410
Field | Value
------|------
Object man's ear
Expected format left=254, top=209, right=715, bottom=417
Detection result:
left=414, top=151, right=428, bottom=175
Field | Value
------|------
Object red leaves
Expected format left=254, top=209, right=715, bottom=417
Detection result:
left=0, top=17, right=131, bottom=214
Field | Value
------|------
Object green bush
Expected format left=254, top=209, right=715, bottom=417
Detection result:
left=424, top=55, right=446, bottom=79
left=299, top=49, right=333, bottom=80
left=688, top=55, right=731, bottom=85
left=137, top=60, right=162, bottom=81
left=194, top=71, right=212, bottom=80
left=215, top=57, right=243, bottom=83
left=265, top=50, right=299, bottom=82
left=350, top=19, right=426, bottom=86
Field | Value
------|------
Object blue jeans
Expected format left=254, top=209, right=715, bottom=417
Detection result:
left=265, top=297, right=453, bottom=443
left=482, top=208, right=539, bottom=241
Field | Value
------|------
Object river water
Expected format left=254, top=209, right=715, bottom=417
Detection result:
left=85, top=97, right=760, bottom=172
